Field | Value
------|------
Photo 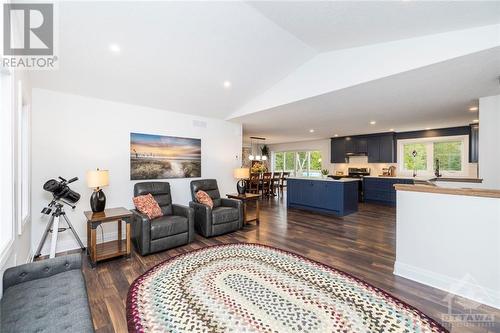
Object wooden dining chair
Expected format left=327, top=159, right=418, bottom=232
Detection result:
left=261, top=172, right=272, bottom=197
left=248, top=173, right=261, bottom=195
left=280, top=172, right=289, bottom=195
left=271, top=172, right=281, bottom=197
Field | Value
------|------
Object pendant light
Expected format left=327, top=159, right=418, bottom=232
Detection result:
left=249, top=137, right=255, bottom=160
left=248, top=136, right=266, bottom=161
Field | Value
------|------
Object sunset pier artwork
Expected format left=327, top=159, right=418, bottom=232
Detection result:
left=130, top=132, right=201, bottom=180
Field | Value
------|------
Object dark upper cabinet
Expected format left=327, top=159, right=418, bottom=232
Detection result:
left=345, top=137, right=367, bottom=154
left=331, top=133, right=396, bottom=164
left=469, top=123, right=479, bottom=163
left=331, top=138, right=346, bottom=163
left=367, top=136, right=380, bottom=162
left=355, top=137, right=368, bottom=153
left=344, top=137, right=355, bottom=154
left=379, top=134, right=395, bottom=163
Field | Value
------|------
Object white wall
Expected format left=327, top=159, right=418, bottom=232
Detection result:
left=394, top=190, right=500, bottom=309
left=31, top=89, right=242, bottom=255
left=479, top=94, right=500, bottom=189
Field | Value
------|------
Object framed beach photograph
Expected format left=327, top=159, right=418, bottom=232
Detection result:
left=130, top=132, right=201, bottom=180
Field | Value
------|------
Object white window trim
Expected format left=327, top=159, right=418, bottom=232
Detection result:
left=397, top=135, right=469, bottom=177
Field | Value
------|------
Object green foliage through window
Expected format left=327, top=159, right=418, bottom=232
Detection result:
left=274, top=152, right=284, bottom=171
left=310, top=151, right=322, bottom=171
left=403, top=143, right=427, bottom=171
left=285, top=152, right=295, bottom=171
left=434, top=141, right=462, bottom=171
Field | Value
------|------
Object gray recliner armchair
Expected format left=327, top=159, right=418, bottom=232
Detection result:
left=189, top=179, right=243, bottom=237
left=132, top=182, right=194, bottom=255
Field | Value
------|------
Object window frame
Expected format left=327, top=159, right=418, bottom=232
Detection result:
left=0, top=67, right=15, bottom=261
left=397, top=135, right=469, bottom=177
left=272, top=150, right=323, bottom=177
left=16, top=80, right=30, bottom=235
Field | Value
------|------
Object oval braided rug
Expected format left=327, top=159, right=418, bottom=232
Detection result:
left=127, top=243, right=448, bottom=333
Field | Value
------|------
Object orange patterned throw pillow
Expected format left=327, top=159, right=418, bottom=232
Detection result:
left=196, top=190, right=213, bottom=208
left=133, top=193, right=163, bottom=219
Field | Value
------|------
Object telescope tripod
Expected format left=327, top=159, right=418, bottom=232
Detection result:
left=34, top=202, right=85, bottom=259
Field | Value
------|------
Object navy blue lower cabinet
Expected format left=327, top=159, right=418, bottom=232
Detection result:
left=287, top=178, right=359, bottom=217
left=363, top=177, right=414, bottom=206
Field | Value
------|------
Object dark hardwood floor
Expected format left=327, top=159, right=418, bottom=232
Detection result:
left=79, top=197, right=500, bottom=333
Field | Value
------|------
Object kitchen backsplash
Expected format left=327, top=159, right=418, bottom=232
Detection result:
left=330, top=156, right=478, bottom=178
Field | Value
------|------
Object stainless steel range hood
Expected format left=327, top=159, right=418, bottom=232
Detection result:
left=346, top=152, right=368, bottom=157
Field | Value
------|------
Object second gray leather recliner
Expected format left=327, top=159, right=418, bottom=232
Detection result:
left=132, top=182, right=194, bottom=255
left=189, top=179, right=243, bottom=237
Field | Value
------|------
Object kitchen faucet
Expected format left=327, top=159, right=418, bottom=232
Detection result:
left=434, top=158, right=442, bottom=178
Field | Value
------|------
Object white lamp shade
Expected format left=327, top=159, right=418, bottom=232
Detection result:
left=86, top=169, right=109, bottom=188
left=233, top=168, right=250, bottom=179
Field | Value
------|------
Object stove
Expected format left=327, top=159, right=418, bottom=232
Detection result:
left=347, top=167, right=371, bottom=178
left=327, top=168, right=371, bottom=202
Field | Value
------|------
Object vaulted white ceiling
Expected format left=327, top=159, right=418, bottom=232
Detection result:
left=249, top=1, right=500, bottom=52
left=30, top=1, right=315, bottom=118
left=30, top=1, right=500, bottom=143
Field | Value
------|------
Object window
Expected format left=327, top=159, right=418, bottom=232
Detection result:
left=398, top=136, right=468, bottom=176
left=433, top=141, right=462, bottom=172
left=403, top=143, right=427, bottom=171
left=274, top=152, right=284, bottom=171
left=17, top=81, right=30, bottom=234
left=273, top=151, right=323, bottom=177
left=0, top=69, right=14, bottom=257
left=284, top=152, right=295, bottom=172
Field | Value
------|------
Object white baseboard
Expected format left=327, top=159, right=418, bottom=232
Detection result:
left=394, top=261, right=500, bottom=310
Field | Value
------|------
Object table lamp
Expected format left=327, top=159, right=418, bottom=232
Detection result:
left=234, top=168, right=250, bottom=195
left=86, top=169, right=109, bottom=213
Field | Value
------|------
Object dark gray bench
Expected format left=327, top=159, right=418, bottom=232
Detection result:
left=1, top=254, right=94, bottom=333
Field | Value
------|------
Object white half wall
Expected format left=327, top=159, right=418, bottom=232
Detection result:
left=31, top=89, right=242, bottom=255
left=394, top=190, right=500, bottom=309
left=479, top=94, right=500, bottom=189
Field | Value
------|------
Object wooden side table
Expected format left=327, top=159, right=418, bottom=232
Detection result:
left=84, top=207, right=133, bottom=268
left=226, top=193, right=260, bottom=225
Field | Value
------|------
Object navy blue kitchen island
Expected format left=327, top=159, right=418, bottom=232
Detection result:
left=287, top=178, right=359, bottom=217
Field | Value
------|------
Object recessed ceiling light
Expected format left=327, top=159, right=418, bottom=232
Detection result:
left=370, top=121, right=376, bottom=125
left=334, top=134, right=339, bottom=137
left=425, top=127, right=431, bottom=130
left=469, top=106, right=479, bottom=112
left=309, top=129, right=315, bottom=133
left=473, top=119, right=479, bottom=123
left=223, top=81, right=232, bottom=88
left=389, top=128, right=394, bottom=131
left=108, top=43, right=121, bottom=54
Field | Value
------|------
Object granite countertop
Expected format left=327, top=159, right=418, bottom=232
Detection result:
left=288, top=177, right=361, bottom=183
